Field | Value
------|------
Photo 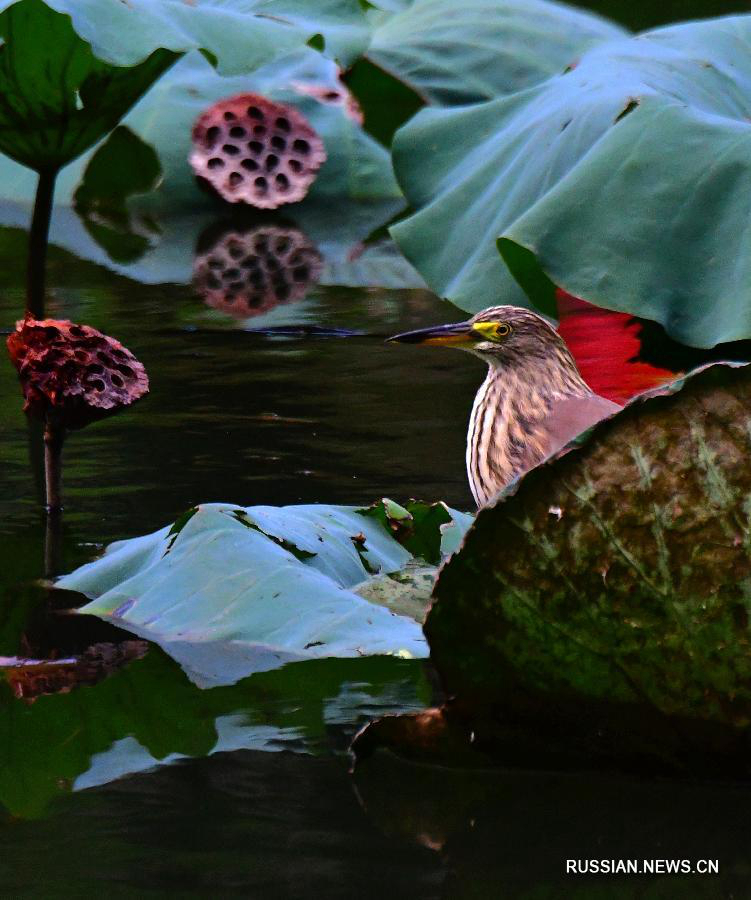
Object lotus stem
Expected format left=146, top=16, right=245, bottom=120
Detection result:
left=26, top=168, right=58, bottom=318
left=43, top=419, right=65, bottom=513
left=44, top=503, right=63, bottom=579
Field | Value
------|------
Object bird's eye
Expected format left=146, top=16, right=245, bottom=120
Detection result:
left=471, top=320, right=512, bottom=341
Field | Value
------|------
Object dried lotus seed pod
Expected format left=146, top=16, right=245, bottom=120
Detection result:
left=193, top=225, right=323, bottom=319
left=6, top=317, right=149, bottom=430
left=190, top=94, right=327, bottom=209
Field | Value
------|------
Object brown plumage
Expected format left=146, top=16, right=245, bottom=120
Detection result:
left=388, top=305, right=622, bottom=507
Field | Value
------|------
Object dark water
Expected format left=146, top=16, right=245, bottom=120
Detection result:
left=3, top=243, right=751, bottom=899
left=3, top=0, right=751, bottom=895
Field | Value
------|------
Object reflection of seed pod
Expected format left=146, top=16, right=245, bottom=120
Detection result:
left=190, top=94, right=327, bottom=209
left=6, top=318, right=149, bottom=430
left=193, top=226, right=323, bottom=319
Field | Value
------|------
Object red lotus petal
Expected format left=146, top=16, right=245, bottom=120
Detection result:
left=556, top=289, right=677, bottom=404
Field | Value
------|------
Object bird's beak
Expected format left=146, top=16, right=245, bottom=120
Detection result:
left=386, top=320, right=474, bottom=347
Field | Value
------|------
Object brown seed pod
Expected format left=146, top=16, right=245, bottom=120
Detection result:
left=193, top=225, right=323, bottom=319
left=190, top=93, right=327, bottom=209
left=7, top=317, right=149, bottom=430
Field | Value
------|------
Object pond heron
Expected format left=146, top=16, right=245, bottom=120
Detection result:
left=388, top=306, right=621, bottom=507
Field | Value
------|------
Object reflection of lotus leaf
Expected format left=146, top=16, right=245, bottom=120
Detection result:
left=193, top=226, right=323, bottom=319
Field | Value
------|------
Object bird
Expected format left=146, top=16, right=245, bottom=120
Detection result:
left=387, top=305, right=622, bottom=508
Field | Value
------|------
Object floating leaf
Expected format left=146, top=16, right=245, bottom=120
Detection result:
left=358, top=498, right=462, bottom=565
left=56, top=501, right=472, bottom=686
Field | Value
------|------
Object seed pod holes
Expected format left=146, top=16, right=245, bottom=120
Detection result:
left=193, top=226, right=323, bottom=319
left=190, top=94, right=326, bottom=209
left=6, top=317, right=149, bottom=430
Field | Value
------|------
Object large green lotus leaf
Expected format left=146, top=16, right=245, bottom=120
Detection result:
left=391, top=15, right=751, bottom=347
left=57, top=501, right=471, bottom=686
left=367, top=0, right=626, bottom=105
left=5, top=0, right=371, bottom=71
left=0, top=646, right=429, bottom=817
left=0, top=0, right=177, bottom=170
left=424, top=362, right=751, bottom=762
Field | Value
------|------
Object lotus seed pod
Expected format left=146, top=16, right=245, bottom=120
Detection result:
left=6, top=317, right=149, bottom=430
left=193, top=225, right=323, bottom=319
left=190, top=94, right=327, bottom=209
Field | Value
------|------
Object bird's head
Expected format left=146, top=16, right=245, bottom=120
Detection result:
left=387, top=305, right=569, bottom=367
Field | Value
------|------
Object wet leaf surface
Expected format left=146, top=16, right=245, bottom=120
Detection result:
left=367, top=0, right=626, bottom=104
left=4, top=0, right=371, bottom=73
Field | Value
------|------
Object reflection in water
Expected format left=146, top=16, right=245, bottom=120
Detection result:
left=1, top=640, right=148, bottom=701
left=4, top=743, right=751, bottom=896
left=354, top=753, right=751, bottom=896
left=193, top=224, right=323, bottom=319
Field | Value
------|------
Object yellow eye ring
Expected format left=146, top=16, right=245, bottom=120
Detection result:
left=496, top=323, right=511, bottom=337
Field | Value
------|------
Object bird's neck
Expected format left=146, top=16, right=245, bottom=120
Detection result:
left=466, top=351, right=592, bottom=507
left=484, top=345, right=592, bottom=402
